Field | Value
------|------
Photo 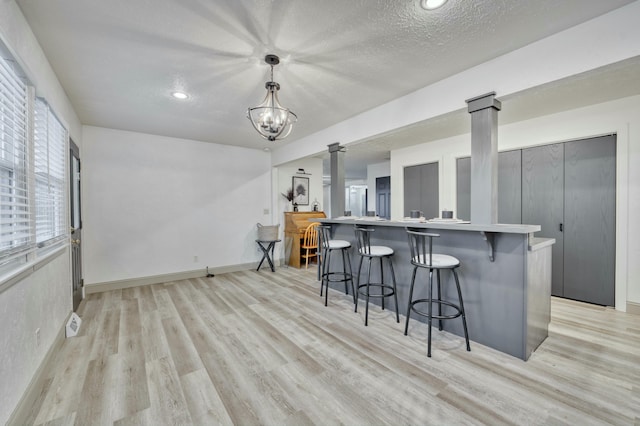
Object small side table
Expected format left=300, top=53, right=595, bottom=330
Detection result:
left=256, top=239, right=281, bottom=272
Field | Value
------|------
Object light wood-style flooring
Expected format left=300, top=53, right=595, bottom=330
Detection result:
left=27, top=267, right=640, bottom=425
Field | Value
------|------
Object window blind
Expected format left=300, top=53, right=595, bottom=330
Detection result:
left=0, top=54, right=32, bottom=262
left=34, top=98, right=67, bottom=246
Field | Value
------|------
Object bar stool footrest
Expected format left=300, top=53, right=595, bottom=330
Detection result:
left=323, top=271, right=353, bottom=284
left=409, top=299, right=463, bottom=320
left=357, top=283, right=396, bottom=298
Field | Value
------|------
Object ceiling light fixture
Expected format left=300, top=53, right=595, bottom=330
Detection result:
left=247, top=54, right=297, bottom=142
left=421, top=0, right=448, bottom=10
left=171, top=91, right=189, bottom=100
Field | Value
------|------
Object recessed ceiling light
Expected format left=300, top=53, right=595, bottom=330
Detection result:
left=171, top=91, right=189, bottom=100
left=421, top=0, right=447, bottom=10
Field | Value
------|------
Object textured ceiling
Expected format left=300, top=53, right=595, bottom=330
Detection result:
left=17, top=0, right=636, bottom=158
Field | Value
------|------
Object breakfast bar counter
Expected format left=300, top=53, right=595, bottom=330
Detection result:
left=317, top=218, right=554, bottom=360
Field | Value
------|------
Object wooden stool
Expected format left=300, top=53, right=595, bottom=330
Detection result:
left=256, top=239, right=281, bottom=272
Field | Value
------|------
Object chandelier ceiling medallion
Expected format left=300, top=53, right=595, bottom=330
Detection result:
left=247, top=54, right=298, bottom=142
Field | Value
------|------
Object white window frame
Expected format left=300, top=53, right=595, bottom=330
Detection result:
left=34, top=97, right=67, bottom=248
left=0, top=49, right=69, bottom=289
left=0, top=53, right=33, bottom=269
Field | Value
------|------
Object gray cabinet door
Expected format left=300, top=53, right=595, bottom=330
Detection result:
left=457, top=138, right=616, bottom=305
left=456, top=152, right=521, bottom=223
left=376, top=176, right=391, bottom=220
left=522, top=143, right=565, bottom=297
left=456, top=157, right=471, bottom=221
left=420, top=162, right=439, bottom=219
left=404, top=162, right=439, bottom=219
left=563, top=135, right=616, bottom=306
left=404, top=164, right=421, bottom=217
left=498, top=150, right=522, bottom=224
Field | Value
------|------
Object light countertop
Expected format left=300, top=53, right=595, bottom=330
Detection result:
left=317, top=217, right=540, bottom=234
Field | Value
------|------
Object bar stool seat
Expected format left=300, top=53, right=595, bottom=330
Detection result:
left=354, top=225, right=399, bottom=326
left=405, top=228, right=470, bottom=357
left=328, top=239, right=351, bottom=249
left=318, top=225, right=355, bottom=307
left=365, top=246, right=394, bottom=257
left=412, top=253, right=459, bottom=268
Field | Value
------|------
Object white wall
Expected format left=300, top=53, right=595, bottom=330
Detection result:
left=275, top=158, right=323, bottom=215
left=366, top=161, right=391, bottom=212
left=274, top=158, right=323, bottom=260
left=0, top=2, right=80, bottom=423
left=82, top=126, right=272, bottom=285
left=0, top=252, right=71, bottom=425
left=346, top=178, right=367, bottom=186
left=323, top=184, right=331, bottom=217
left=391, top=94, right=640, bottom=310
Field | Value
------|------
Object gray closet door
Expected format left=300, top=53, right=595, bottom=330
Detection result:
left=404, top=162, right=439, bottom=219
left=522, top=143, right=565, bottom=297
left=376, top=176, right=391, bottom=220
left=420, top=162, right=439, bottom=219
left=456, top=152, right=521, bottom=223
left=498, top=150, right=522, bottom=224
left=563, top=135, right=616, bottom=306
left=456, top=157, right=471, bottom=221
left=404, top=164, right=421, bottom=216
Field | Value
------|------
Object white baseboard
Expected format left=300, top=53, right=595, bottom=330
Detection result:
left=7, top=312, right=69, bottom=426
left=626, top=301, right=640, bottom=315
left=84, top=262, right=261, bottom=294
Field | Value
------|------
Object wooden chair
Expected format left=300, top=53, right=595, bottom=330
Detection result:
left=301, top=222, right=320, bottom=268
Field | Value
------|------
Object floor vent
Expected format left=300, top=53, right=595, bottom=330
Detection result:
left=65, top=312, right=82, bottom=338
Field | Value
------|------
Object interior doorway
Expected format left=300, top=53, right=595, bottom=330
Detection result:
left=345, top=185, right=367, bottom=216
left=70, top=139, right=83, bottom=311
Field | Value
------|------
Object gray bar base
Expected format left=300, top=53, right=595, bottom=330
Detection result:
left=318, top=219, right=554, bottom=361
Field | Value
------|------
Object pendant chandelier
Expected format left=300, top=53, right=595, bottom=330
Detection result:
left=247, top=54, right=297, bottom=141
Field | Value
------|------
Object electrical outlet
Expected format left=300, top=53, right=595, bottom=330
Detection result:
left=263, top=208, right=270, bottom=214
left=193, top=255, right=198, bottom=263
left=35, top=328, right=40, bottom=347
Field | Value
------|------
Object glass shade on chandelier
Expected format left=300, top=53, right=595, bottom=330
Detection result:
left=247, top=54, right=297, bottom=141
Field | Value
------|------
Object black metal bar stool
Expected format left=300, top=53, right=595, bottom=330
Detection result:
left=405, top=228, right=470, bottom=357
left=353, top=225, right=399, bottom=326
left=318, top=225, right=355, bottom=307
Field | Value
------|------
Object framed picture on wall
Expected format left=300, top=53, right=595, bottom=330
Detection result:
left=292, top=176, right=309, bottom=205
